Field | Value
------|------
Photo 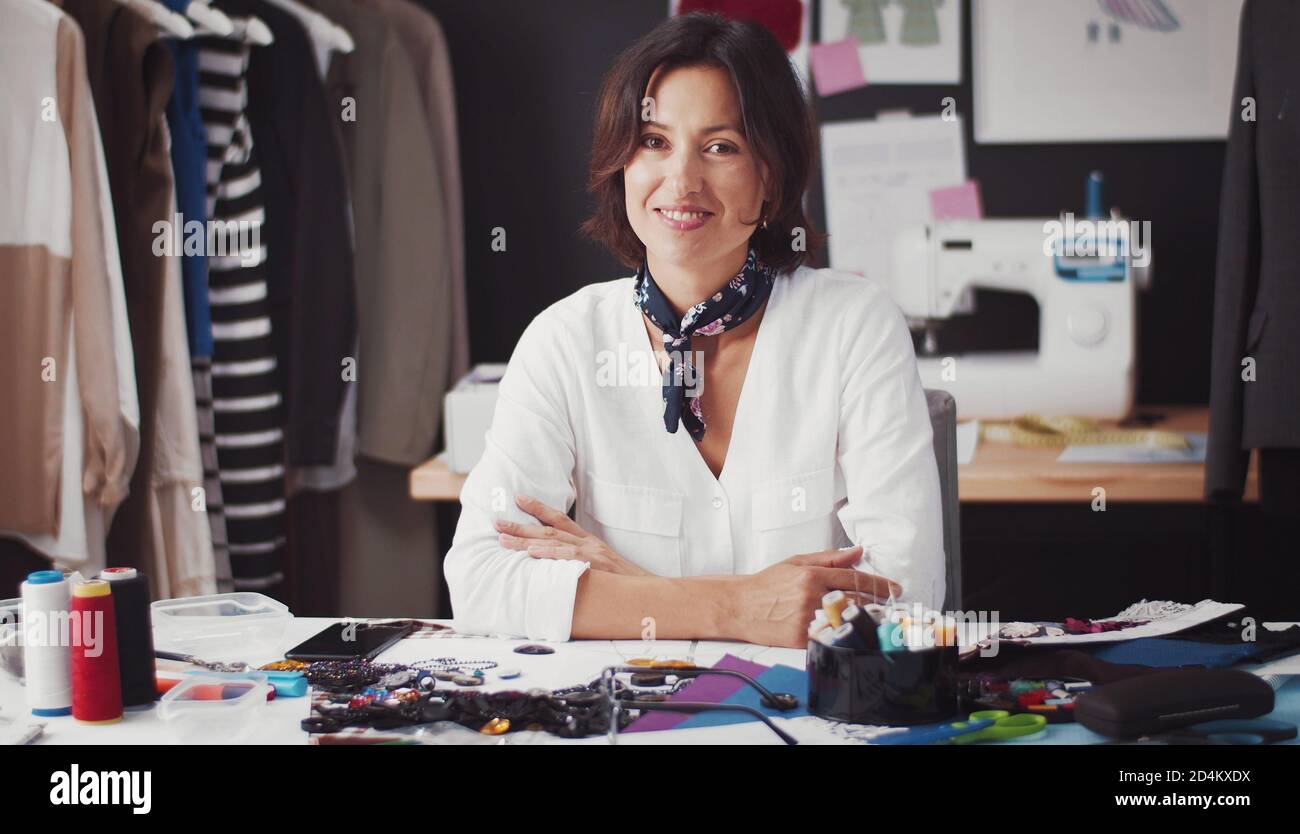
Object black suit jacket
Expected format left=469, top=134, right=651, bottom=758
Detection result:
left=228, top=0, right=357, bottom=466
left=1207, top=0, right=1300, bottom=500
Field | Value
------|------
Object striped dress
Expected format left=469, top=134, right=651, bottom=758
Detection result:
left=196, top=34, right=286, bottom=593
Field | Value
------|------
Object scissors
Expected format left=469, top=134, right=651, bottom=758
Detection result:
left=871, top=710, right=1047, bottom=745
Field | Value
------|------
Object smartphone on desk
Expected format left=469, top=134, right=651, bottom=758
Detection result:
left=284, top=620, right=416, bottom=662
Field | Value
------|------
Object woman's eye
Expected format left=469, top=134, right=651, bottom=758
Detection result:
left=706, top=142, right=737, bottom=155
left=640, top=135, right=667, bottom=150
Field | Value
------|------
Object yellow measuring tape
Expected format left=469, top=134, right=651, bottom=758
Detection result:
left=979, top=414, right=1190, bottom=449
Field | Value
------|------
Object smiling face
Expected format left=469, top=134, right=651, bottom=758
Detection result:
left=623, top=64, right=769, bottom=277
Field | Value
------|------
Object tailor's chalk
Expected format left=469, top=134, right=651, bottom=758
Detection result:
left=264, top=670, right=308, bottom=698
left=821, top=591, right=849, bottom=628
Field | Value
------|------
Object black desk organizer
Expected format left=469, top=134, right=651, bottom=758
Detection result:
left=806, top=640, right=960, bottom=725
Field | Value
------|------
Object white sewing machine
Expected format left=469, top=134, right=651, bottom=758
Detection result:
left=888, top=216, right=1151, bottom=419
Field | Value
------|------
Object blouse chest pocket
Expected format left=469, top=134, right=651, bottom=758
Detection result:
left=750, top=466, right=838, bottom=564
left=581, top=472, right=684, bottom=577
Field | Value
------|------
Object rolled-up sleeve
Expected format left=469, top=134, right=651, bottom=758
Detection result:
left=834, top=285, right=946, bottom=612
left=444, top=311, right=590, bottom=640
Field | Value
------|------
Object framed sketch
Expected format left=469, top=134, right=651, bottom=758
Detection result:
left=819, top=0, right=963, bottom=85
left=974, top=0, right=1244, bottom=143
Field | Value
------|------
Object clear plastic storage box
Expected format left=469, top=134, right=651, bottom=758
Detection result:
left=151, top=592, right=291, bottom=656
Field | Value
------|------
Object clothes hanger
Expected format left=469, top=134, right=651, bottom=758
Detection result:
left=260, top=0, right=354, bottom=53
left=183, top=0, right=234, bottom=36
left=116, top=0, right=197, bottom=39
left=189, top=1, right=276, bottom=46
left=226, top=15, right=275, bottom=45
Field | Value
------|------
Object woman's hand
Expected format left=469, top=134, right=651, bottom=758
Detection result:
left=494, top=495, right=651, bottom=576
left=725, top=545, right=902, bottom=648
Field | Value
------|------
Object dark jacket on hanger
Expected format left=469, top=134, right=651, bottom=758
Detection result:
left=223, top=0, right=357, bottom=466
left=309, top=0, right=453, bottom=467
left=1207, top=0, right=1300, bottom=501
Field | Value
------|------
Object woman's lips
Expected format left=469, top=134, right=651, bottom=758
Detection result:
left=655, top=207, right=712, bottom=232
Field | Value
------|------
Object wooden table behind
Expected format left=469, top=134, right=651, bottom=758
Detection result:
left=410, top=405, right=1257, bottom=504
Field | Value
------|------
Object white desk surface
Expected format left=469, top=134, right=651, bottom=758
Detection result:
left=5, top=617, right=1298, bottom=746
left=2, top=618, right=821, bottom=745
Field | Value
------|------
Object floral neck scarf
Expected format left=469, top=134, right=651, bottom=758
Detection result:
left=632, top=248, right=777, bottom=440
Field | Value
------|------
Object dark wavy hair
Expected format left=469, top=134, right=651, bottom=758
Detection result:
left=580, top=12, right=825, bottom=273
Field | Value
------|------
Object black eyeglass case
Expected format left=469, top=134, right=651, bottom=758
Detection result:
left=806, top=640, right=960, bottom=725
left=1074, top=668, right=1275, bottom=739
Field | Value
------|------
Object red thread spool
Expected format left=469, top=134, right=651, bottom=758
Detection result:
left=71, top=580, right=123, bottom=724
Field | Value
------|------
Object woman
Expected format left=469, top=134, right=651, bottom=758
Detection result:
left=445, top=13, right=943, bottom=648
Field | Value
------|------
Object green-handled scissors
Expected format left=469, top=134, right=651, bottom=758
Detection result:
left=870, top=710, right=1047, bottom=745
left=947, top=710, right=1047, bottom=744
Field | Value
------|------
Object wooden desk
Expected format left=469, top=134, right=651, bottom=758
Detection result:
left=961, top=405, right=1257, bottom=503
left=409, top=405, right=1257, bottom=504
left=410, top=452, right=465, bottom=503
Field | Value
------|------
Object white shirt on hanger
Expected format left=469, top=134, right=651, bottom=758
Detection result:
left=445, top=266, right=945, bottom=641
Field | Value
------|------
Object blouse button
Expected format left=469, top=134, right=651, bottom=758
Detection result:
left=711, top=496, right=723, bottom=509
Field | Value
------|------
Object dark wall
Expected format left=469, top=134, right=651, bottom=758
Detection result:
left=422, top=0, right=1229, bottom=406
left=420, top=0, right=664, bottom=364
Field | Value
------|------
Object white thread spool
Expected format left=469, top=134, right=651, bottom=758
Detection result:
left=21, top=570, right=72, bottom=716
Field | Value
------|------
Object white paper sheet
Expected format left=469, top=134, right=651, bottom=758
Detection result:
left=961, top=599, right=1245, bottom=655
left=956, top=420, right=979, bottom=465
left=820, top=115, right=966, bottom=284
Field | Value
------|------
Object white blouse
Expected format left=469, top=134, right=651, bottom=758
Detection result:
left=445, top=265, right=945, bottom=641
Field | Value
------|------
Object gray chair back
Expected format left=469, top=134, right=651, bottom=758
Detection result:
left=925, top=389, right=962, bottom=612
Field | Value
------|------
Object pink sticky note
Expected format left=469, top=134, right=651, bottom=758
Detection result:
left=930, top=181, right=984, bottom=220
left=809, top=38, right=867, bottom=97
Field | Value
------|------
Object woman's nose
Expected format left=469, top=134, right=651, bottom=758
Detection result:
left=663, top=147, right=703, bottom=196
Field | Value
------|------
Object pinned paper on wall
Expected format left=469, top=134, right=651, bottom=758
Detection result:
left=820, top=114, right=966, bottom=284
left=808, top=38, right=868, bottom=96
left=930, top=180, right=984, bottom=220
left=820, top=0, right=962, bottom=84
